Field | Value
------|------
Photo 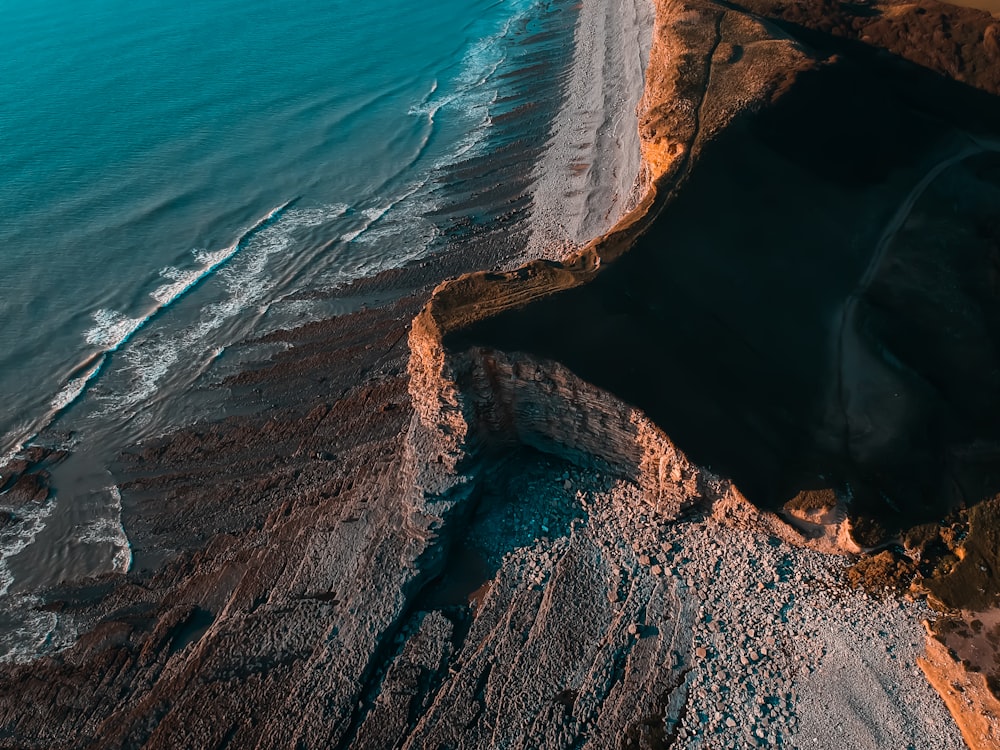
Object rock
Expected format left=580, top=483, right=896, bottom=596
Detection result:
left=6, top=472, right=50, bottom=504
left=986, top=25, right=1000, bottom=60
left=0, top=3, right=993, bottom=749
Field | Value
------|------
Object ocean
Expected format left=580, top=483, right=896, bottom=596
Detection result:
left=0, top=0, right=582, bottom=660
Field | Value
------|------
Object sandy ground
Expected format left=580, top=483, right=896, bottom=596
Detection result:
left=523, top=0, right=654, bottom=261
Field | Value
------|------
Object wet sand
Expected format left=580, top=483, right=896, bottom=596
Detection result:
left=525, top=0, right=654, bottom=260
left=0, top=0, right=999, bottom=746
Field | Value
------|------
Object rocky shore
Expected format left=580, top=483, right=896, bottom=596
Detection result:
left=1, top=0, right=1000, bottom=748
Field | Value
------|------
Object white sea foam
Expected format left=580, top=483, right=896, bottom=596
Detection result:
left=151, top=266, right=206, bottom=306
left=50, top=359, right=104, bottom=411
left=0, top=479, right=70, bottom=663
left=0, top=593, right=72, bottom=664
left=77, top=485, right=131, bottom=574
left=100, top=203, right=350, bottom=413
left=341, top=204, right=393, bottom=243
left=85, top=309, right=145, bottom=349
left=56, top=202, right=294, bottom=419
left=0, top=497, right=55, bottom=597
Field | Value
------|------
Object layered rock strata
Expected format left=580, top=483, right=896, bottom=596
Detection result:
left=0, top=0, right=998, bottom=747
left=408, top=0, right=1000, bottom=741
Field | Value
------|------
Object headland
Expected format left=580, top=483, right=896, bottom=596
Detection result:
left=1, top=0, right=999, bottom=747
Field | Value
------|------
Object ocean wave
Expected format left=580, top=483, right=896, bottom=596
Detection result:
left=407, top=1, right=536, bottom=170
left=340, top=204, right=393, bottom=243
left=339, top=181, right=430, bottom=244
left=0, top=483, right=79, bottom=663
left=50, top=359, right=104, bottom=412
left=1, top=201, right=295, bottom=467
left=0, top=496, right=55, bottom=597
left=101, top=202, right=350, bottom=414
left=76, top=485, right=131, bottom=574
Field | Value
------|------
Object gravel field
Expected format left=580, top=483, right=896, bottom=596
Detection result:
left=486, top=459, right=968, bottom=749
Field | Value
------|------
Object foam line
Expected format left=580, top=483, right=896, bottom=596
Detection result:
left=77, top=485, right=131, bottom=574
left=0, top=200, right=294, bottom=465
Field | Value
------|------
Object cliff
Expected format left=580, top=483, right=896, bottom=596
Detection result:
left=0, top=0, right=999, bottom=747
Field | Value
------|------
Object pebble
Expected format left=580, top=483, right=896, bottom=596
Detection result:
left=522, top=470, right=967, bottom=750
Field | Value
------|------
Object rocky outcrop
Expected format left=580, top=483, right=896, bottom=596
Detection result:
left=1, top=1, right=999, bottom=748
left=407, top=0, right=813, bottom=526
left=411, top=342, right=706, bottom=519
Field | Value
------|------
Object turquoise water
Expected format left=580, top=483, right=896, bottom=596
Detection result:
left=0, top=0, right=577, bottom=659
left=0, top=0, right=556, bottom=457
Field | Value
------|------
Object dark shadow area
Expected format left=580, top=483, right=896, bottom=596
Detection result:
left=414, top=448, right=586, bottom=611
left=449, top=52, right=1000, bottom=536
left=168, top=606, right=215, bottom=655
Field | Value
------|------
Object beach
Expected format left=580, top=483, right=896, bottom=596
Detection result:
left=1, top=0, right=999, bottom=746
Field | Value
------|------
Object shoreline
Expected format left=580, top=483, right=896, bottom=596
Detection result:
left=0, top=0, right=585, bottom=661
left=522, top=0, right=654, bottom=262
left=0, top=0, right=649, bottom=667
left=0, top=0, right=998, bottom=746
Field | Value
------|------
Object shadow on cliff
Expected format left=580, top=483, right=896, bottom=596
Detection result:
left=447, top=52, right=1000, bottom=539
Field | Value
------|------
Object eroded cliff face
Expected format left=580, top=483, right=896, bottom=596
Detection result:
left=412, top=1, right=1000, bottom=534
left=404, top=0, right=1000, bottom=743
left=410, top=341, right=706, bottom=519
left=406, top=0, right=814, bottom=528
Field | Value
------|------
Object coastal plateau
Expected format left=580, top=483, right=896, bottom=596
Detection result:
left=1, top=0, right=1000, bottom=748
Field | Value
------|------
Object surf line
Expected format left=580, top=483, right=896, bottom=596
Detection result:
left=1, top=199, right=296, bottom=468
